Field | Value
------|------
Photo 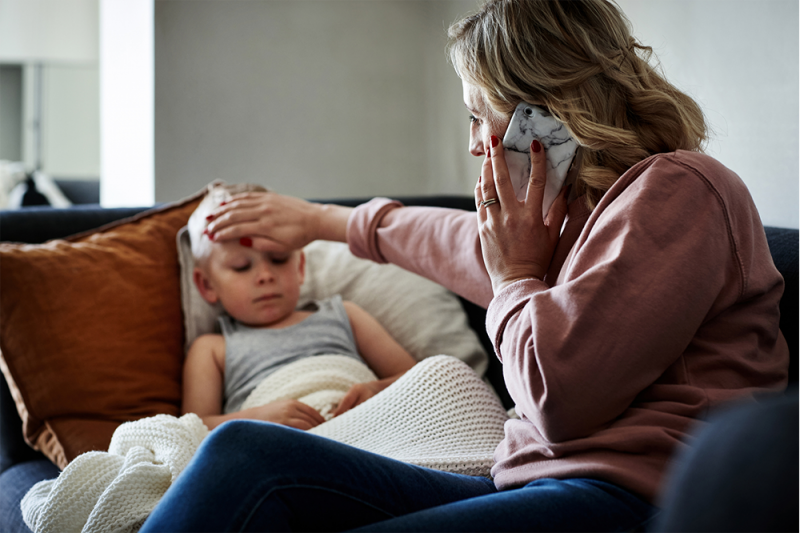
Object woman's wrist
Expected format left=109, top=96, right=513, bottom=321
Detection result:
left=314, top=203, right=353, bottom=243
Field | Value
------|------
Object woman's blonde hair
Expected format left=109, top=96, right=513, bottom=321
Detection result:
left=447, top=0, right=708, bottom=209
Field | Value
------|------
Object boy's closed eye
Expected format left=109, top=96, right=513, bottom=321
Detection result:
left=231, top=262, right=251, bottom=273
left=268, top=253, right=290, bottom=265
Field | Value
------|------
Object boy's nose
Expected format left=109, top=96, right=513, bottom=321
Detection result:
left=256, top=262, right=275, bottom=284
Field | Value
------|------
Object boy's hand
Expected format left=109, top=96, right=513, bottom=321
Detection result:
left=332, top=381, right=386, bottom=417
left=252, top=399, right=325, bottom=430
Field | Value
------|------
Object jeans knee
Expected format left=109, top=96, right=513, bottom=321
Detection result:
left=199, top=420, right=267, bottom=461
left=198, top=420, right=308, bottom=465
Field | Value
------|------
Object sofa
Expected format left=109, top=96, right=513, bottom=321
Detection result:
left=0, top=195, right=797, bottom=532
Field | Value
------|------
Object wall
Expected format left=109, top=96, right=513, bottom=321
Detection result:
left=154, top=0, right=481, bottom=203
left=41, top=65, right=100, bottom=178
left=617, top=0, right=799, bottom=228
left=100, top=0, right=154, bottom=206
left=0, top=65, right=23, bottom=161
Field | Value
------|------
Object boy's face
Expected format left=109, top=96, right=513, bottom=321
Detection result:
left=194, top=240, right=305, bottom=327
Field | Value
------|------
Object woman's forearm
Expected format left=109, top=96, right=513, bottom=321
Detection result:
left=347, top=198, right=495, bottom=307
left=314, top=203, right=354, bottom=242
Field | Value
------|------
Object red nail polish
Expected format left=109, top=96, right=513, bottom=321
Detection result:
left=220, top=201, right=227, bottom=206
left=205, top=214, right=214, bottom=221
left=491, top=135, right=499, bottom=147
left=240, top=237, right=253, bottom=247
left=531, top=139, right=542, bottom=153
left=208, top=232, right=215, bottom=241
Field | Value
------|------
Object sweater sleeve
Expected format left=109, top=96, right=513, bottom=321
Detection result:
left=347, top=197, right=494, bottom=307
left=486, top=156, right=750, bottom=444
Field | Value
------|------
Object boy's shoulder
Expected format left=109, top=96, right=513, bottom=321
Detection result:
left=189, top=332, right=225, bottom=351
left=340, top=299, right=359, bottom=310
left=340, top=299, right=366, bottom=316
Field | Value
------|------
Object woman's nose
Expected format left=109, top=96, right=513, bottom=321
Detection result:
left=469, top=131, right=485, bottom=157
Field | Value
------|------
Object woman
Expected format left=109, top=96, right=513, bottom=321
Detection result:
left=142, top=0, right=788, bottom=531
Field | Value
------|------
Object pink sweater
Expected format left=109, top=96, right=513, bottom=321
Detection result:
left=346, top=151, right=789, bottom=503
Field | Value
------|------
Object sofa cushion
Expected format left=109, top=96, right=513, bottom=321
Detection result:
left=0, top=192, right=203, bottom=469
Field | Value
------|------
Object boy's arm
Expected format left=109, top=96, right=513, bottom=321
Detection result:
left=183, top=334, right=325, bottom=430
left=333, top=301, right=416, bottom=416
left=182, top=334, right=226, bottom=421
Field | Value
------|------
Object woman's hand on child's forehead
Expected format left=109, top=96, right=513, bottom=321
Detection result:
left=205, top=189, right=333, bottom=250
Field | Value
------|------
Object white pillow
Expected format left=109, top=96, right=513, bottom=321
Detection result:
left=176, top=229, right=488, bottom=376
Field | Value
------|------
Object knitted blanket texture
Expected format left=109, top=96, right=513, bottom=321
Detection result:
left=21, top=355, right=508, bottom=533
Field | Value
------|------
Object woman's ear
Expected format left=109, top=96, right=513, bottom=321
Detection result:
left=193, top=267, right=219, bottom=304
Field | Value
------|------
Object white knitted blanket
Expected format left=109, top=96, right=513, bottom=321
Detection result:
left=21, top=413, right=208, bottom=533
left=240, top=353, right=380, bottom=420
left=306, top=355, right=509, bottom=474
left=21, top=355, right=508, bottom=533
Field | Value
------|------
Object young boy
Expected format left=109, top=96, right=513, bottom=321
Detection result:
left=183, top=185, right=416, bottom=431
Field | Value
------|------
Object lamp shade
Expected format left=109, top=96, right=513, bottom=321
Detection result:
left=0, top=0, right=98, bottom=64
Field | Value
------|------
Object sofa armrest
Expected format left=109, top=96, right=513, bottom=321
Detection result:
left=764, top=226, right=799, bottom=384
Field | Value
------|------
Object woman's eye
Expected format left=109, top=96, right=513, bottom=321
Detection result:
left=469, top=115, right=481, bottom=125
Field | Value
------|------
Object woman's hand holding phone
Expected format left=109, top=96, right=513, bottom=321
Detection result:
left=476, top=135, right=569, bottom=294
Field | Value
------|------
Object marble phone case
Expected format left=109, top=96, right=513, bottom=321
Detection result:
left=502, top=102, right=578, bottom=216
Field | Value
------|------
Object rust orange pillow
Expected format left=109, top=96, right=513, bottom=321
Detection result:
left=0, top=191, right=204, bottom=469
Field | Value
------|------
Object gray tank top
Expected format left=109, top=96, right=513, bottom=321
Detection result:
left=221, top=295, right=362, bottom=414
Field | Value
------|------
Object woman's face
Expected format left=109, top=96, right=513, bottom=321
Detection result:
left=462, top=81, right=510, bottom=158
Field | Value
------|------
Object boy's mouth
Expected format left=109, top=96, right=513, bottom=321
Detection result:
left=253, top=294, right=279, bottom=303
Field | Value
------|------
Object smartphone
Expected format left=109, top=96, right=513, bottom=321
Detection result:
left=502, top=102, right=579, bottom=216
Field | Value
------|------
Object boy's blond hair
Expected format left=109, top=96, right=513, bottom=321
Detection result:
left=187, top=183, right=268, bottom=265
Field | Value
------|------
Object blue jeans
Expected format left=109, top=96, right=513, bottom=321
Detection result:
left=141, top=421, right=654, bottom=532
left=0, top=459, right=60, bottom=533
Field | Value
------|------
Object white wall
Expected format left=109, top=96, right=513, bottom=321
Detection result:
left=154, top=0, right=481, bottom=203
left=100, top=0, right=154, bottom=207
left=617, top=0, right=799, bottom=228
left=41, top=65, right=100, bottom=178
left=154, top=0, right=797, bottom=228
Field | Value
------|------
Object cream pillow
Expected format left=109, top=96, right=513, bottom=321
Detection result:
left=177, top=231, right=488, bottom=376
